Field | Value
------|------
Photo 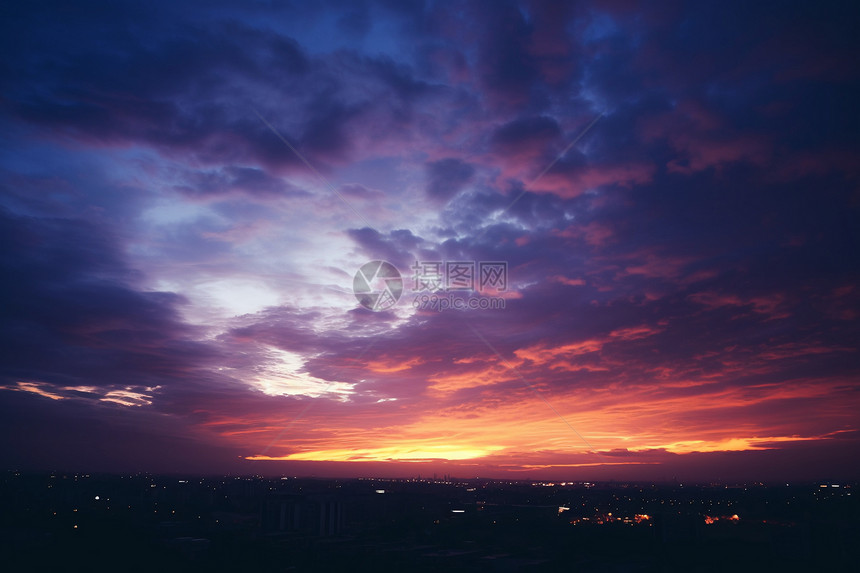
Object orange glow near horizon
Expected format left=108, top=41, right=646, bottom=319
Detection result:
left=225, top=367, right=856, bottom=467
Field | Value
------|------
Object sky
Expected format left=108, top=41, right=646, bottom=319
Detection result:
left=1, top=0, right=859, bottom=482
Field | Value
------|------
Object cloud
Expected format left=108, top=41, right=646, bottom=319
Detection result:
left=1, top=0, right=859, bottom=479
left=425, top=158, right=475, bottom=201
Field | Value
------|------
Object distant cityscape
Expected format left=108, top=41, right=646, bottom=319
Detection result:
left=2, top=471, right=857, bottom=571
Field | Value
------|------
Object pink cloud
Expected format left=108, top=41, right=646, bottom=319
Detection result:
left=640, top=100, right=772, bottom=174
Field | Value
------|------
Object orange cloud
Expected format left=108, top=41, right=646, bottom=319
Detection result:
left=14, top=381, right=64, bottom=401
left=366, top=356, right=426, bottom=373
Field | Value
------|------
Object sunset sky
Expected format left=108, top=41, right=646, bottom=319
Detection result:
left=2, top=0, right=859, bottom=481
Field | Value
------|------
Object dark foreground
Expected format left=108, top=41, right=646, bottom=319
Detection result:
left=2, top=472, right=857, bottom=572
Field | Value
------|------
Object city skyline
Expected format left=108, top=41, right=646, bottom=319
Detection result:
left=1, top=0, right=859, bottom=482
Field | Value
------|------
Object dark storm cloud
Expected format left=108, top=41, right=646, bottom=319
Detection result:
left=0, top=208, right=212, bottom=390
left=346, top=227, right=424, bottom=270
left=175, top=166, right=311, bottom=198
left=2, top=13, right=314, bottom=167
left=1, top=2, right=441, bottom=175
left=424, top=158, right=475, bottom=201
left=0, top=201, right=348, bottom=469
left=490, top=116, right=562, bottom=154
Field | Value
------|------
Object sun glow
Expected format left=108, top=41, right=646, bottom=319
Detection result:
left=247, top=443, right=505, bottom=462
